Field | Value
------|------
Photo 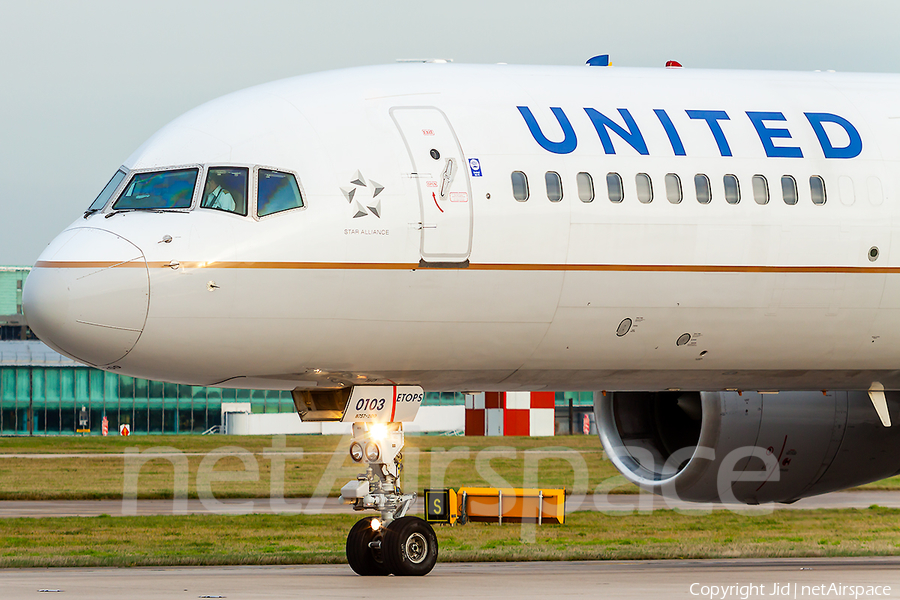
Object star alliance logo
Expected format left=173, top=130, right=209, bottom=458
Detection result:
left=340, top=170, right=385, bottom=218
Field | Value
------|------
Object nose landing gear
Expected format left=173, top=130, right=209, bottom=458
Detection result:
left=292, top=385, right=435, bottom=575
left=341, top=421, right=439, bottom=576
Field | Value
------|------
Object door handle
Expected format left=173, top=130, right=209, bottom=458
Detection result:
left=439, top=158, right=454, bottom=198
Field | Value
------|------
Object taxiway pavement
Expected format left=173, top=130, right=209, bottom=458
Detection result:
left=2, top=558, right=899, bottom=600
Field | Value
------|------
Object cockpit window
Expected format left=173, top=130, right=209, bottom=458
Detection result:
left=112, top=168, right=198, bottom=210
left=200, top=167, right=248, bottom=216
left=87, top=169, right=127, bottom=212
left=257, top=169, right=304, bottom=217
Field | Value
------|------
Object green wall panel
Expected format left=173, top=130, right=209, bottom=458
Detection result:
left=0, top=364, right=531, bottom=436
left=0, top=365, right=296, bottom=435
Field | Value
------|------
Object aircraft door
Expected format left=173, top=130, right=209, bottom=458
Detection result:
left=391, top=107, right=473, bottom=265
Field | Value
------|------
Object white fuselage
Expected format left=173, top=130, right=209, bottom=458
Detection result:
left=22, top=63, right=900, bottom=392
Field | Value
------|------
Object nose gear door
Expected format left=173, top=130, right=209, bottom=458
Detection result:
left=391, top=107, right=473, bottom=265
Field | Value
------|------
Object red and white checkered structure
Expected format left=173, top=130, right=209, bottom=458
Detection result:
left=464, top=392, right=555, bottom=436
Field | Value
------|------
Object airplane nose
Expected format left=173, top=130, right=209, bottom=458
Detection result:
left=23, top=228, right=149, bottom=367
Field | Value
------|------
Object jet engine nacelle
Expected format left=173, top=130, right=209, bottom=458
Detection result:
left=595, top=390, right=900, bottom=504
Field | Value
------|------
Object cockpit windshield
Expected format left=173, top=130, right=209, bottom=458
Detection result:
left=86, top=169, right=127, bottom=213
left=200, top=167, right=248, bottom=216
left=258, top=169, right=304, bottom=216
left=112, top=168, right=198, bottom=210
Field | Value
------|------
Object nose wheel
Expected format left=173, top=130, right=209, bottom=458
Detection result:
left=382, top=516, right=438, bottom=576
left=346, top=517, right=390, bottom=576
left=346, top=516, right=438, bottom=576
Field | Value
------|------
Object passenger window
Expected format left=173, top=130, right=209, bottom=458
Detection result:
left=607, top=173, right=624, bottom=203
left=201, top=167, right=249, bottom=216
left=257, top=169, right=304, bottom=217
left=113, top=168, right=198, bottom=210
left=665, top=173, right=682, bottom=204
left=87, top=170, right=127, bottom=212
left=545, top=171, right=563, bottom=202
left=576, top=172, right=594, bottom=202
left=694, top=174, right=711, bottom=204
left=636, top=173, right=653, bottom=204
left=724, top=174, right=740, bottom=205
left=810, top=176, right=826, bottom=205
left=868, top=176, right=884, bottom=206
left=781, top=175, right=798, bottom=205
left=511, top=171, right=529, bottom=201
left=752, top=175, right=769, bottom=205
left=838, top=176, right=855, bottom=206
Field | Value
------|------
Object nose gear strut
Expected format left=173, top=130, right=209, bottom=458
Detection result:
left=340, top=421, right=438, bottom=576
left=293, top=385, right=437, bottom=576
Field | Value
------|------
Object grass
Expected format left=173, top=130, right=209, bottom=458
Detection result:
left=0, top=435, right=621, bottom=500
left=1, top=434, right=898, bottom=500
left=855, top=476, right=900, bottom=491
left=0, top=507, right=899, bottom=568
left=0, top=433, right=605, bottom=454
left=3, top=436, right=899, bottom=569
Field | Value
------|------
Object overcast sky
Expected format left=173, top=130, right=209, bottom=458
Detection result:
left=2, top=0, right=900, bottom=265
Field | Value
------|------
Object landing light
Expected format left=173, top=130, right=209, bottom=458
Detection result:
left=369, top=423, right=388, bottom=441
left=349, top=442, right=364, bottom=462
left=364, top=442, right=381, bottom=463
left=371, top=518, right=382, bottom=531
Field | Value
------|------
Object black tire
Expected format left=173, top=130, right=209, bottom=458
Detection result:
left=382, top=516, right=438, bottom=576
left=346, top=517, right=390, bottom=576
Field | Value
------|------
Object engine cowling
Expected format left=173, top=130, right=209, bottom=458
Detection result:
left=595, top=390, right=900, bottom=504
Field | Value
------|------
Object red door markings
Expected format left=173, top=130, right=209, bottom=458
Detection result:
left=431, top=192, right=444, bottom=213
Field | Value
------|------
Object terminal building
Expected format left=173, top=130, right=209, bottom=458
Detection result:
left=0, top=267, right=593, bottom=436
left=0, top=266, right=32, bottom=341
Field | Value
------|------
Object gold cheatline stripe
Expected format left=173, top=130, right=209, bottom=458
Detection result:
left=32, top=260, right=900, bottom=274
left=34, top=260, right=419, bottom=270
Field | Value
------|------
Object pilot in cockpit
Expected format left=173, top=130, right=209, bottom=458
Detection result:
left=201, top=170, right=237, bottom=212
